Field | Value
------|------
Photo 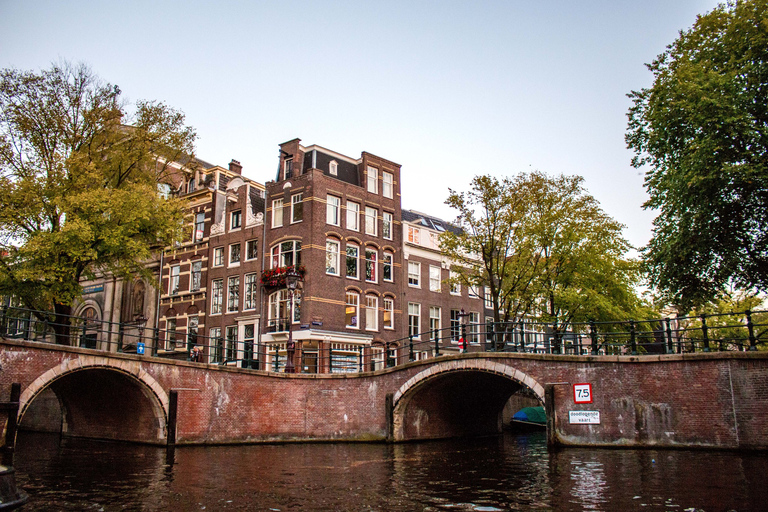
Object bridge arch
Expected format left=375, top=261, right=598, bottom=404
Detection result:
left=18, top=355, right=169, bottom=444
left=392, top=359, right=545, bottom=442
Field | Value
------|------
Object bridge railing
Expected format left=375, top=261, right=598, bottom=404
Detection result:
left=2, top=305, right=766, bottom=373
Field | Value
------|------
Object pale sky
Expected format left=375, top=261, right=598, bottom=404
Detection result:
left=1, top=0, right=723, bottom=251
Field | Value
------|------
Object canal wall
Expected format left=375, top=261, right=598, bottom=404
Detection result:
left=2, top=338, right=768, bottom=449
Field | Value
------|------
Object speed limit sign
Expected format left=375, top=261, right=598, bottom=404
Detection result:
left=573, top=383, right=593, bottom=404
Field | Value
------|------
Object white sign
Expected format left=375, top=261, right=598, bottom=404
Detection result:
left=573, top=383, right=593, bottom=403
left=569, top=411, right=600, bottom=424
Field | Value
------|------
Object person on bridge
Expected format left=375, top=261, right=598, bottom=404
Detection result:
left=459, top=337, right=467, bottom=353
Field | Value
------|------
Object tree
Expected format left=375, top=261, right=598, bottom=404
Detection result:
left=0, top=62, right=196, bottom=342
left=441, top=172, right=645, bottom=333
left=626, top=0, right=768, bottom=308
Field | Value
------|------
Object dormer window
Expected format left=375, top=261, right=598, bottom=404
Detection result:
left=188, top=177, right=196, bottom=193
left=284, top=159, right=293, bottom=180
left=230, top=210, right=241, bottom=230
left=329, top=160, right=338, bottom=176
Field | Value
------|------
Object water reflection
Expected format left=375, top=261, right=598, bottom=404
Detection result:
left=14, top=431, right=768, bottom=511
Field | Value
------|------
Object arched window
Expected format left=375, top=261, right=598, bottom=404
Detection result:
left=270, top=240, right=301, bottom=268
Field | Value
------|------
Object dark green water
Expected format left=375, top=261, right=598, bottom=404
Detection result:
left=13, top=430, right=768, bottom=511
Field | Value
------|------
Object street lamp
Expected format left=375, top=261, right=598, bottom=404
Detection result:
left=284, top=267, right=302, bottom=373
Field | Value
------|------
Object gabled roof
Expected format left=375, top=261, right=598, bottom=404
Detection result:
left=401, top=209, right=462, bottom=235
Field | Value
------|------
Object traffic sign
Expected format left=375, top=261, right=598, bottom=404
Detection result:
left=573, top=383, right=593, bottom=403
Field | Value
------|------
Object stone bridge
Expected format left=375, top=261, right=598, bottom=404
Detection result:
left=2, top=337, right=768, bottom=450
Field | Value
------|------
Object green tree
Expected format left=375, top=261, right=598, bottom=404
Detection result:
left=0, top=62, right=196, bottom=341
left=626, top=0, right=768, bottom=308
left=441, top=172, right=645, bottom=334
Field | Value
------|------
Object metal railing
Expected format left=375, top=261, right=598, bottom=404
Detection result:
left=2, top=306, right=766, bottom=374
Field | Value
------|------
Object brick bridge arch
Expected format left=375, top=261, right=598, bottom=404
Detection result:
left=391, top=359, right=545, bottom=442
left=19, top=355, right=169, bottom=443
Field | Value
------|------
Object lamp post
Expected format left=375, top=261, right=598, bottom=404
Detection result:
left=284, top=267, right=302, bottom=373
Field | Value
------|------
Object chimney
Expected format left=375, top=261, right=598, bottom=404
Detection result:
left=229, top=159, right=242, bottom=174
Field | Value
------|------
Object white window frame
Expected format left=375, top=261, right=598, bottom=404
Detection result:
left=365, top=295, right=378, bottom=331
left=365, top=248, right=377, bottom=283
left=169, top=265, right=180, bottom=295
left=469, top=312, right=480, bottom=343
left=408, top=302, right=421, bottom=340
left=244, top=273, right=258, bottom=310
left=213, top=247, right=224, bottom=267
left=195, top=212, right=205, bottom=241
left=291, top=193, right=303, bottom=223
left=367, top=166, right=378, bottom=193
left=326, top=195, right=340, bottom=226
left=245, top=239, right=258, bottom=261
left=229, top=243, right=241, bottom=266
left=211, top=279, right=223, bottom=314
left=407, top=226, right=420, bottom=244
left=429, top=306, right=441, bottom=340
left=346, top=244, right=359, bottom=279
left=450, top=270, right=461, bottom=295
left=365, top=206, right=377, bottom=236
left=429, top=265, right=441, bottom=292
left=346, top=201, right=360, bottom=231
left=382, top=252, right=393, bottom=282
left=484, top=286, right=493, bottom=309
left=408, top=261, right=421, bottom=288
left=191, top=261, right=202, bottom=292
left=270, top=240, right=301, bottom=269
left=227, top=276, right=240, bottom=313
left=272, top=198, right=284, bottom=228
left=382, top=211, right=393, bottom=240
left=346, top=291, right=359, bottom=329
left=383, top=298, right=394, bottom=330
left=326, top=239, right=340, bottom=275
left=230, top=209, right=242, bottom=230
left=329, top=160, right=338, bottom=176
left=382, top=171, right=393, bottom=199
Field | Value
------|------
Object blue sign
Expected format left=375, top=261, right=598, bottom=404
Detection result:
left=137, top=342, right=145, bottom=355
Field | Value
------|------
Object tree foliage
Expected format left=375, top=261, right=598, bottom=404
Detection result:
left=626, top=0, right=768, bottom=308
left=441, top=172, right=645, bottom=329
left=0, top=62, right=196, bottom=330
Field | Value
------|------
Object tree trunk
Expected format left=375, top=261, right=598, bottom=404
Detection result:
left=52, top=302, right=73, bottom=345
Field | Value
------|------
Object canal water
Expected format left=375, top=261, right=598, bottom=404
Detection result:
left=13, top=430, right=768, bottom=511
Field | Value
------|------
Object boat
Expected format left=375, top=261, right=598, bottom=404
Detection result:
left=510, top=406, right=547, bottom=430
left=0, top=465, right=28, bottom=510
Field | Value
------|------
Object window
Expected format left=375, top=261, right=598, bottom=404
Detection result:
left=346, top=292, right=359, bottom=328
left=213, top=247, right=224, bottom=267
left=326, top=195, right=340, bottom=225
left=188, top=177, right=196, bottom=193
left=210, top=327, right=222, bottom=363
left=346, top=244, right=359, bottom=279
left=408, top=303, right=421, bottom=339
left=246, top=239, right=258, bottom=261
left=367, top=166, right=378, bottom=193
left=450, top=270, right=461, bottom=295
left=227, top=276, right=240, bottom=313
left=284, top=158, right=293, bottom=180
left=429, top=307, right=441, bottom=340
left=291, top=193, right=303, bottom=223
left=170, top=265, right=180, bottom=295
left=382, top=252, right=393, bottom=282
left=485, top=286, right=493, bottom=309
left=231, top=210, right=241, bottom=230
left=188, top=316, right=199, bottom=348
left=244, top=273, right=258, bottom=310
left=366, top=295, right=378, bottom=331
left=158, top=183, right=171, bottom=199
left=450, top=309, right=461, bottom=341
left=365, top=248, right=377, bottom=282
left=382, top=171, right=393, bottom=199
left=229, top=243, right=241, bottom=266
left=346, top=201, right=360, bottom=231
left=225, top=325, right=238, bottom=361
left=329, top=160, right=338, bottom=176
left=469, top=285, right=480, bottom=299
left=268, top=289, right=300, bottom=330
left=326, top=240, right=340, bottom=275
left=382, top=211, right=393, bottom=240
left=211, top=279, right=223, bottom=314
left=195, top=212, right=205, bottom=241
left=469, top=312, right=480, bottom=343
left=272, top=199, right=284, bottom=228
left=365, top=206, right=377, bottom=236
left=383, top=298, right=394, bottom=329
left=165, top=318, right=177, bottom=350
left=191, top=261, right=202, bottom=292
left=408, top=261, right=420, bottom=287
left=271, top=240, right=301, bottom=268
left=407, top=226, right=420, bottom=244
left=429, top=265, right=441, bottom=292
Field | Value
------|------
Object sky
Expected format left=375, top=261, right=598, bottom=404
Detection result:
left=1, top=0, right=723, bottom=251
